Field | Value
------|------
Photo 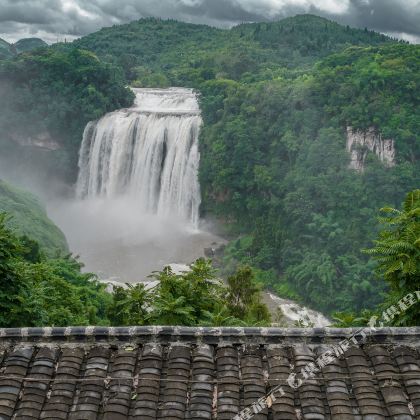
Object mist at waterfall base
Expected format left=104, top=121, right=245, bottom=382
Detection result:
left=49, top=196, right=221, bottom=282
left=48, top=88, right=224, bottom=282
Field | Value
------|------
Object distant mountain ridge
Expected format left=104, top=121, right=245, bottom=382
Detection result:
left=0, top=37, right=47, bottom=58
left=73, top=14, right=396, bottom=78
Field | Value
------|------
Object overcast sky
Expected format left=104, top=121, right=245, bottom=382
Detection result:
left=1, top=0, right=419, bottom=44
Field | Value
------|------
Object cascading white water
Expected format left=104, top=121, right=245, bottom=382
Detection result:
left=76, top=88, right=202, bottom=226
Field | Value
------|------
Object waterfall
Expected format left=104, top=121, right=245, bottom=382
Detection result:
left=76, top=88, right=202, bottom=226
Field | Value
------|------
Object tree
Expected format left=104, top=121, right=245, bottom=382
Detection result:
left=0, top=213, right=26, bottom=327
left=365, top=189, right=420, bottom=325
left=226, top=265, right=270, bottom=325
left=0, top=212, right=111, bottom=327
left=227, top=266, right=259, bottom=319
left=148, top=261, right=271, bottom=326
left=108, top=283, right=150, bottom=326
left=148, top=260, right=221, bottom=326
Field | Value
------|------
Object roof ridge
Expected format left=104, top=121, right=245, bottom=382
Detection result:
left=1, top=326, right=420, bottom=344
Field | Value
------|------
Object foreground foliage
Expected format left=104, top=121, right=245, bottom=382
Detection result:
left=109, top=260, right=271, bottom=327
left=365, top=190, right=420, bottom=326
left=0, top=213, right=111, bottom=327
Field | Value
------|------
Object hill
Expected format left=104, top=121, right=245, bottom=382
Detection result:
left=73, top=14, right=395, bottom=82
left=0, top=38, right=12, bottom=59
left=0, top=179, right=68, bottom=255
left=199, top=42, right=419, bottom=312
left=0, top=37, right=47, bottom=59
left=13, top=37, right=47, bottom=53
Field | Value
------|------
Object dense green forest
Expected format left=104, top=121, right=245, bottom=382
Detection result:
left=0, top=14, right=418, bottom=319
left=199, top=43, right=419, bottom=313
left=73, top=15, right=393, bottom=83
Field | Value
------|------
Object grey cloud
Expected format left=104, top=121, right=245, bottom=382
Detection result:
left=320, top=0, right=420, bottom=39
left=0, top=0, right=419, bottom=44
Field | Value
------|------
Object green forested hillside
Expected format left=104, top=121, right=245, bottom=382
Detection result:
left=0, top=180, right=68, bottom=254
left=0, top=37, right=47, bottom=58
left=13, top=37, right=47, bottom=53
left=74, top=15, right=393, bottom=83
left=0, top=15, right=417, bottom=315
left=315, top=44, right=419, bottom=159
left=199, top=44, right=419, bottom=312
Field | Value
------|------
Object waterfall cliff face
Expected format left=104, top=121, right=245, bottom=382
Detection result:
left=76, top=88, right=202, bottom=226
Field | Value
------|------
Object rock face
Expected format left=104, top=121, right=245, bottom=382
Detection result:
left=346, top=126, right=395, bottom=171
left=11, top=132, right=60, bottom=151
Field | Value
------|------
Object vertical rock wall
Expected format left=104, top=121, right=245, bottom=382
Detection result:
left=346, top=126, right=395, bottom=171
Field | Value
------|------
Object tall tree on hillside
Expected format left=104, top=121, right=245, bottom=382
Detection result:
left=227, top=265, right=267, bottom=321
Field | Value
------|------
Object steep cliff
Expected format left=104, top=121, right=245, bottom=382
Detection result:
left=11, top=131, right=60, bottom=151
left=346, top=126, right=395, bottom=171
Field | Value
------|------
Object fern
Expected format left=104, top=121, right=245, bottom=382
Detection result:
left=364, top=189, right=420, bottom=326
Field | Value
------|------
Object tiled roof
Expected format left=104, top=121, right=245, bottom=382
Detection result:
left=0, top=326, right=419, bottom=419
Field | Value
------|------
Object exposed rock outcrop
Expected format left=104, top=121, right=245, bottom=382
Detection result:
left=346, top=126, right=395, bottom=171
left=11, top=132, right=60, bottom=151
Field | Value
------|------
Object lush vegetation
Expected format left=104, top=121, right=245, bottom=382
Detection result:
left=0, top=212, right=111, bottom=327
left=315, top=44, right=419, bottom=160
left=68, top=15, right=418, bottom=314
left=0, top=14, right=418, bottom=320
left=108, top=261, right=270, bottom=327
left=332, top=189, right=420, bottom=327
left=0, top=180, right=68, bottom=255
left=74, top=15, right=393, bottom=84
left=365, top=190, right=420, bottom=326
left=199, top=44, right=419, bottom=314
